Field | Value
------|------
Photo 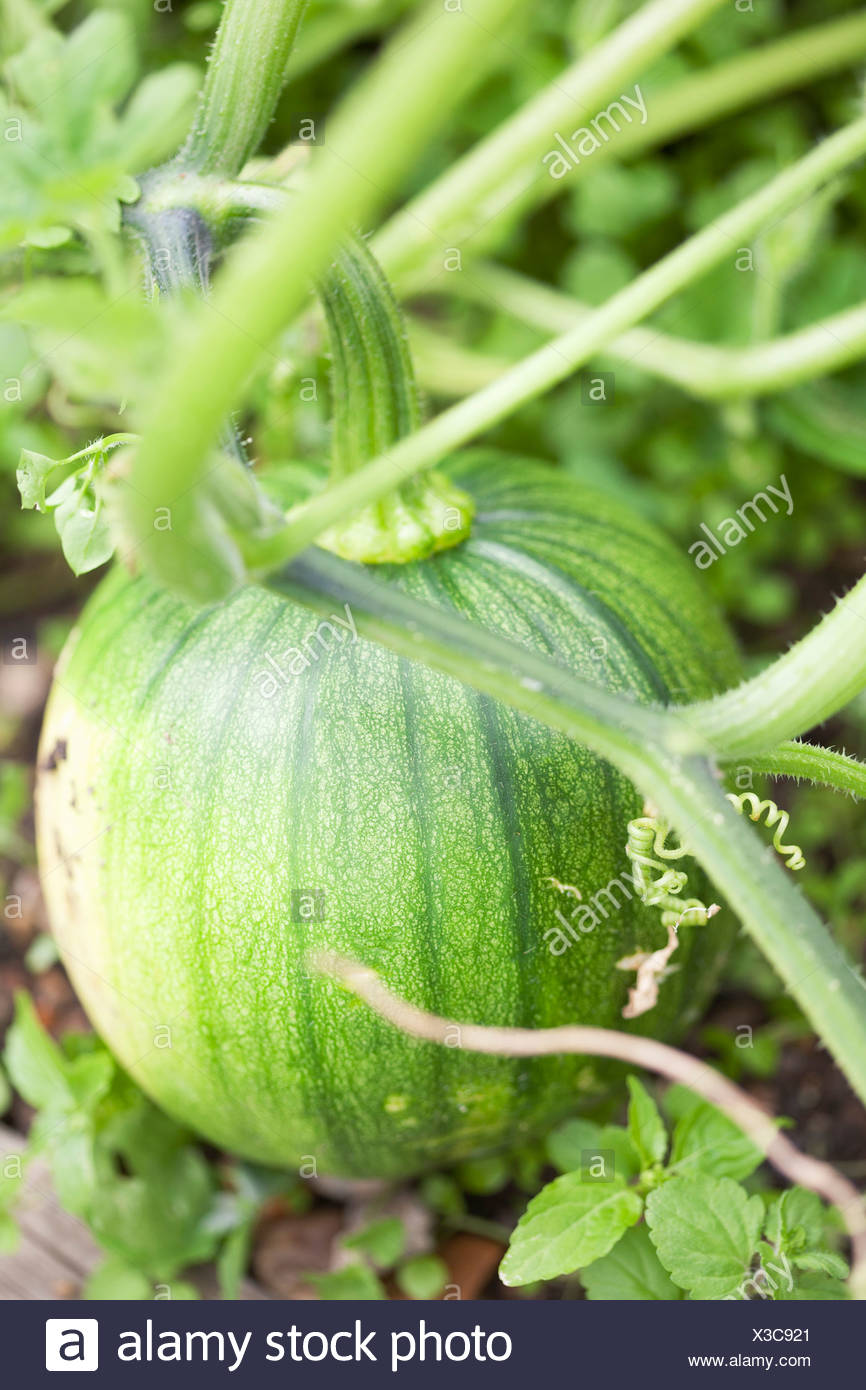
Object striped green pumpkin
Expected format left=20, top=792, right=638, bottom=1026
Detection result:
left=36, top=453, right=738, bottom=1178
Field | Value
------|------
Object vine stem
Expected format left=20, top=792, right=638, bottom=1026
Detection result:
left=254, top=115, right=866, bottom=567
left=371, top=0, right=723, bottom=277
left=314, top=952, right=866, bottom=1298
left=436, top=264, right=866, bottom=401
left=268, top=551, right=866, bottom=1112
left=684, top=575, right=866, bottom=756
left=176, top=0, right=309, bottom=178
left=163, top=175, right=866, bottom=406
left=123, top=0, right=528, bottom=585
left=731, top=742, right=866, bottom=800
left=374, top=9, right=866, bottom=278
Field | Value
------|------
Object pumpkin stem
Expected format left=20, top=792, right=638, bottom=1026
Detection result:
left=318, top=233, right=474, bottom=564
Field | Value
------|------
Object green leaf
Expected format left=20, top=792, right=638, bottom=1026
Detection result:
left=776, top=1272, right=849, bottom=1301
left=627, top=1076, right=667, bottom=1168
left=7, top=1000, right=219, bottom=1280
left=0, top=12, right=142, bottom=247
left=28, top=11, right=136, bottom=113
left=229, top=1161, right=301, bottom=1208
left=667, top=1089, right=764, bottom=1181
left=762, top=1186, right=849, bottom=1298
left=162, top=1280, right=200, bottom=1300
left=396, top=1254, right=449, bottom=1300
left=569, top=161, right=678, bottom=240
left=699, top=1023, right=780, bottom=1079
left=512, top=1141, right=546, bottom=1193
left=41, top=1122, right=100, bottom=1216
left=53, top=495, right=114, bottom=576
left=0, top=1061, right=10, bottom=1116
left=793, top=1250, right=849, bottom=1280
left=546, top=1118, right=603, bottom=1172
left=308, top=1263, right=386, bottom=1300
left=4, top=992, right=72, bottom=1110
left=454, top=1154, right=511, bottom=1194
left=500, top=1174, right=643, bottom=1286
left=65, top=1052, right=115, bottom=1110
left=1, top=279, right=165, bottom=404
left=582, top=1224, right=681, bottom=1301
left=645, top=1175, right=764, bottom=1300
left=344, top=1216, right=405, bottom=1268
left=16, top=449, right=59, bottom=509
left=17, top=431, right=142, bottom=578
left=116, top=64, right=201, bottom=170
left=764, top=1188, right=825, bottom=1258
left=89, top=1145, right=217, bottom=1280
left=216, top=1220, right=254, bottom=1300
left=419, top=1173, right=465, bottom=1218
left=84, top=1257, right=153, bottom=1301
left=546, top=1117, right=639, bottom=1181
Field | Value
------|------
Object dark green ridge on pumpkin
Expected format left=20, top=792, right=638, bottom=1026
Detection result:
left=35, top=454, right=738, bottom=1177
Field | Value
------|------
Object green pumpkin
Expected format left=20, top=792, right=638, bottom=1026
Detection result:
left=36, top=452, right=737, bottom=1178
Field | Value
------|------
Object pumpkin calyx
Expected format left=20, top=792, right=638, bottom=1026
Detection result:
left=318, top=470, right=472, bottom=564
left=318, top=232, right=474, bottom=564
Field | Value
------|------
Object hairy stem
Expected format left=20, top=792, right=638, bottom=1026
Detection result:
left=375, top=9, right=866, bottom=277
left=726, top=741, right=866, bottom=800
left=317, top=234, right=474, bottom=562
left=177, top=0, right=309, bottom=178
left=124, top=0, right=528, bottom=588
left=315, top=952, right=866, bottom=1297
left=322, top=236, right=422, bottom=482
left=438, top=264, right=866, bottom=401
left=256, top=117, right=866, bottom=566
left=685, top=576, right=866, bottom=756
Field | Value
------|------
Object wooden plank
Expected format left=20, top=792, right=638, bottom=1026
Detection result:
left=0, top=1123, right=99, bottom=1299
left=0, top=1123, right=268, bottom=1300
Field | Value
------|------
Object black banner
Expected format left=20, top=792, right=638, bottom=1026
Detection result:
left=1, top=1297, right=858, bottom=1386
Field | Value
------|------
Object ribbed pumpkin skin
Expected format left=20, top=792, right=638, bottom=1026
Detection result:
left=36, top=455, right=738, bottom=1178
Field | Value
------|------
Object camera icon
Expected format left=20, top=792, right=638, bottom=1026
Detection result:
left=45, top=1319, right=99, bottom=1371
